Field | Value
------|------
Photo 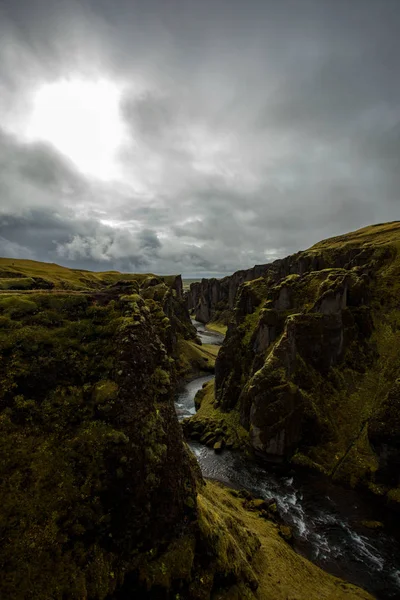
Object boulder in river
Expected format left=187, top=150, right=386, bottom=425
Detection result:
left=213, top=440, right=224, bottom=453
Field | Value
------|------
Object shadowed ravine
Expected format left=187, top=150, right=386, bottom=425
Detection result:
left=175, top=322, right=400, bottom=600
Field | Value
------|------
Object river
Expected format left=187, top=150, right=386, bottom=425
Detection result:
left=175, top=321, right=400, bottom=600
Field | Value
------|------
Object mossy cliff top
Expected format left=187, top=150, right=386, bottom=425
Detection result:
left=212, top=222, right=400, bottom=503
left=187, top=221, right=400, bottom=323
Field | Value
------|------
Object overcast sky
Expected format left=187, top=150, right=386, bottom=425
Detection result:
left=0, top=0, right=399, bottom=277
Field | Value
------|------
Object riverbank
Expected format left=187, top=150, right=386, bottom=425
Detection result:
left=176, top=321, right=400, bottom=599
left=203, top=321, right=228, bottom=336
left=199, top=480, right=374, bottom=600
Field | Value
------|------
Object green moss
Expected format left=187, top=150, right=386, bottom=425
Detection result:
left=141, top=282, right=169, bottom=302
left=120, top=293, right=144, bottom=312
left=93, top=380, right=119, bottom=405
left=184, top=381, right=249, bottom=451
left=388, top=487, right=400, bottom=505
left=241, top=305, right=263, bottom=346
left=206, top=321, right=228, bottom=335
left=0, top=295, right=37, bottom=317
left=139, top=535, right=196, bottom=590
left=197, top=481, right=373, bottom=600
left=153, top=367, right=171, bottom=387
left=176, top=339, right=219, bottom=377
left=291, top=452, right=330, bottom=475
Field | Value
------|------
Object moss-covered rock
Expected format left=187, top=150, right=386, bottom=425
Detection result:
left=196, top=222, right=400, bottom=499
left=0, top=279, right=202, bottom=599
left=182, top=381, right=250, bottom=451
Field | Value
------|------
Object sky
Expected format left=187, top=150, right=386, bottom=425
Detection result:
left=0, top=0, right=399, bottom=277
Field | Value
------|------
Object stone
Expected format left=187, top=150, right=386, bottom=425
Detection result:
left=213, top=440, right=224, bottom=453
left=247, top=498, right=270, bottom=512
left=360, top=521, right=384, bottom=530
left=278, top=525, right=293, bottom=543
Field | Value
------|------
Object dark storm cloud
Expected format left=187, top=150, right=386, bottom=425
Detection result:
left=0, top=0, right=399, bottom=276
left=138, top=229, right=161, bottom=251
left=0, top=130, right=86, bottom=195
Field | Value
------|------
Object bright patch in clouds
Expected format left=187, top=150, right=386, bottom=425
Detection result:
left=27, top=79, right=126, bottom=180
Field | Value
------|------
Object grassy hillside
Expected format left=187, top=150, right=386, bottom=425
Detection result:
left=0, top=257, right=178, bottom=291
left=309, top=221, right=400, bottom=252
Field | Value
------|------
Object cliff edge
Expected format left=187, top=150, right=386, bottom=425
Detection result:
left=188, top=222, right=400, bottom=504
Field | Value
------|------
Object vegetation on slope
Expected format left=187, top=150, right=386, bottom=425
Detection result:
left=206, top=321, right=228, bottom=335
left=211, top=222, right=400, bottom=503
left=182, top=380, right=249, bottom=452
left=0, top=280, right=203, bottom=599
left=199, top=481, right=373, bottom=600
left=0, top=256, right=179, bottom=291
left=176, top=339, right=219, bottom=377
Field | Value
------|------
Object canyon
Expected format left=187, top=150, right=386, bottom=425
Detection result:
left=1, top=221, right=399, bottom=599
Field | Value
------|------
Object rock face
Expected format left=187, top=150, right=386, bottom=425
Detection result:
left=0, top=278, right=200, bottom=599
left=210, top=222, right=400, bottom=502
left=186, top=239, right=381, bottom=323
left=187, top=265, right=272, bottom=323
left=368, top=378, right=400, bottom=496
left=0, top=268, right=271, bottom=600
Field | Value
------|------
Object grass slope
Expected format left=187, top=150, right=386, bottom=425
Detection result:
left=206, top=321, right=228, bottom=335
left=201, top=481, right=373, bottom=600
left=0, top=257, right=178, bottom=291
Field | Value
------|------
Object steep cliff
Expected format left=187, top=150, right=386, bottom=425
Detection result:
left=0, top=269, right=201, bottom=599
left=196, top=222, right=400, bottom=503
left=0, top=263, right=253, bottom=599
left=186, top=228, right=386, bottom=325
left=187, top=265, right=272, bottom=323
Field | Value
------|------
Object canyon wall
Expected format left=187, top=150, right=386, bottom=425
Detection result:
left=187, top=244, right=376, bottom=324
left=0, top=266, right=261, bottom=599
left=190, top=222, right=400, bottom=504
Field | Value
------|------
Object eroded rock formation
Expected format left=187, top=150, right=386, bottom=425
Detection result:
left=195, top=222, right=400, bottom=503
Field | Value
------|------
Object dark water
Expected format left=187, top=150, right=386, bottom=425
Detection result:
left=189, top=440, right=400, bottom=600
left=175, top=373, right=214, bottom=421
left=191, top=319, right=224, bottom=346
left=176, top=324, right=400, bottom=600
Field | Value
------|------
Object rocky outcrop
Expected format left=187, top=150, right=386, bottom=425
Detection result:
left=0, top=278, right=201, bottom=599
left=0, top=271, right=262, bottom=599
left=186, top=235, right=385, bottom=324
left=187, top=265, right=272, bottom=323
left=368, top=377, right=400, bottom=499
left=212, top=222, right=400, bottom=502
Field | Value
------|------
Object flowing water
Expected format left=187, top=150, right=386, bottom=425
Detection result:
left=175, top=322, right=400, bottom=600
left=191, top=319, right=224, bottom=346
